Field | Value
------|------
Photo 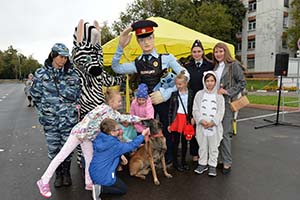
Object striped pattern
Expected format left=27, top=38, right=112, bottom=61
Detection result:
left=71, top=21, right=124, bottom=118
left=72, top=41, right=103, bottom=74
left=76, top=69, right=124, bottom=117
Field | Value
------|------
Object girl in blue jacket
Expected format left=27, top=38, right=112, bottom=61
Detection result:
left=89, top=118, right=150, bottom=199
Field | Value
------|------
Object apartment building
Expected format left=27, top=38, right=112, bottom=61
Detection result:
left=237, top=0, right=292, bottom=73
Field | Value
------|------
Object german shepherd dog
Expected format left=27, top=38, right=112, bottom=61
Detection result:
left=129, top=119, right=172, bottom=185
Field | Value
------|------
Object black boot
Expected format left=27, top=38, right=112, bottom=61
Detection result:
left=62, top=161, right=72, bottom=186
left=54, top=164, right=63, bottom=188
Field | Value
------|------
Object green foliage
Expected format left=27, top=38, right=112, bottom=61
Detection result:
left=111, top=0, right=246, bottom=44
left=183, top=2, right=233, bottom=42
left=0, top=46, right=41, bottom=79
left=112, top=0, right=187, bottom=34
left=248, top=95, right=299, bottom=107
left=101, top=21, right=116, bottom=45
left=246, top=79, right=278, bottom=91
left=286, top=0, right=300, bottom=51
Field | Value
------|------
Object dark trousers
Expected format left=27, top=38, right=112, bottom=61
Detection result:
left=102, top=177, right=127, bottom=195
left=189, top=135, right=199, bottom=156
left=171, top=132, right=187, bottom=166
left=153, top=100, right=172, bottom=161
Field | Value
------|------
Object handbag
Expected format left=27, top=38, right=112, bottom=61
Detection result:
left=178, top=93, right=195, bottom=140
left=230, top=95, right=249, bottom=112
left=228, top=64, right=249, bottom=112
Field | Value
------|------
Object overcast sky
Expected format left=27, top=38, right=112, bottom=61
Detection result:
left=0, top=0, right=134, bottom=64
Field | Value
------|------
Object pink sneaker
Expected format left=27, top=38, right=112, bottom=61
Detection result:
left=85, top=183, right=93, bottom=191
left=37, top=179, right=52, bottom=198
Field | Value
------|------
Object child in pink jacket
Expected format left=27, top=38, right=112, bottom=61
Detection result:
left=130, top=83, right=154, bottom=134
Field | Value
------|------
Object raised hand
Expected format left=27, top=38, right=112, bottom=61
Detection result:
left=119, top=27, right=133, bottom=49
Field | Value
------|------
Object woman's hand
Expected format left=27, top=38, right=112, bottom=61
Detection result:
left=218, top=88, right=228, bottom=95
left=119, top=27, right=133, bottom=48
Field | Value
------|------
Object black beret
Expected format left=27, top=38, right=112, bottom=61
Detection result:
left=192, top=39, right=204, bottom=49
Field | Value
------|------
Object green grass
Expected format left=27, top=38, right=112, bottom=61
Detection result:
left=246, top=80, right=277, bottom=91
left=248, top=95, right=300, bottom=107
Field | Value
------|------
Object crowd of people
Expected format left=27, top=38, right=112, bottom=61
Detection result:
left=29, top=19, right=246, bottom=199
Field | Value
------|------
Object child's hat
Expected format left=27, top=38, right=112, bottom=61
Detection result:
left=136, top=83, right=148, bottom=98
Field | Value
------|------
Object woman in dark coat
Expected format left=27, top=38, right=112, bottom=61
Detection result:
left=184, top=40, right=213, bottom=163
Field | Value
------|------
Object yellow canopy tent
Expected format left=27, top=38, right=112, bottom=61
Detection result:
left=102, top=16, right=235, bottom=112
left=103, top=16, right=235, bottom=66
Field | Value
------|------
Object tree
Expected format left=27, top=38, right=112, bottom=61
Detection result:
left=111, top=0, right=192, bottom=34
left=0, top=46, right=40, bottom=79
left=286, top=0, right=300, bottom=51
left=197, top=0, right=246, bottom=45
left=101, top=21, right=116, bottom=45
left=179, top=2, right=233, bottom=42
left=111, top=0, right=244, bottom=44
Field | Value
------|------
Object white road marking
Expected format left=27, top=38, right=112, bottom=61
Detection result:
left=0, top=149, right=4, bottom=152
left=237, top=110, right=300, bottom=122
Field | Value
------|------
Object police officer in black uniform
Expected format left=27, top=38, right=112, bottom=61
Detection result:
left=184, top=40, right=213, bottom=164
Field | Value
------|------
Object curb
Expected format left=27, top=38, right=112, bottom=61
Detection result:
left=247, top=104, right=300, bottom=111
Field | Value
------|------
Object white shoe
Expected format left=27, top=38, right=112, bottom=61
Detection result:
left=92, top=184, right=101, bottom=200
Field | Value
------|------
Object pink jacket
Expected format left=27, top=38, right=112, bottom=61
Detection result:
left=130, top=97, right=154, bottom=133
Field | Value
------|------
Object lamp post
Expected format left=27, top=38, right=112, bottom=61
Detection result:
left=17, top=53, right=21, bottom=80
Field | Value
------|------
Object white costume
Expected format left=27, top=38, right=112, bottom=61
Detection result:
left=193, top=71, right=225, bottom=167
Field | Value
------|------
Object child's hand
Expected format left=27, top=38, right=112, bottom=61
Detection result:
left=167, top=126, right=171, bottom=133
left=142, top=127, right=150, bottom=136
left=207, top=121, right=215, bottom=128
left=200, top=120, right=208, bottom=127
left=120, top=155, right=128, bottom=165
left=191, top=118, right=195, bottom=125
left=140, top=117, right=152, bottom=121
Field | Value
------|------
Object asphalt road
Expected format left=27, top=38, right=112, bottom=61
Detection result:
left=1, top=82, right=300, bottom=200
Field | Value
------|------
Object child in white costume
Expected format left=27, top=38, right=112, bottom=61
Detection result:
left=193, top=71, right=225, bottom=177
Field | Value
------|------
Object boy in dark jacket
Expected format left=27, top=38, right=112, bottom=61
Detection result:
left=89, top=118, right=150, bottom=200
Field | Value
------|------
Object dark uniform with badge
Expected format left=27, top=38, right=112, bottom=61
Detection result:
left=185, top=40, right=213, bottom=159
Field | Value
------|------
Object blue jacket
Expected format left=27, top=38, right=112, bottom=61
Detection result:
left=89, top=133, right=144, bottom=186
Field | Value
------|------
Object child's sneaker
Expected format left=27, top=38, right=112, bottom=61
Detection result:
left=208, top=166, right=217, bottom=177
left=92, top=184, right=102, bottom=200
left=37, top=179, right=52, bottom=198
left=194, top=164, right=208, bottom=174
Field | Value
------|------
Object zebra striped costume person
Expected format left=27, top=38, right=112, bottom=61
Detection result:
left=72, top=20, right=124, bottom=164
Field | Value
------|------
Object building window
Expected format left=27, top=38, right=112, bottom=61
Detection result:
left=249, top=1, right=256, bottom=12
left=248, top=20, right=256, bottom=31
left=247, top=58, right=255, bottom=69
left=237, top=42, right=242, bottom=52
left=248, top=39, right=255, bottom=49
left=282, top=32, right=288, bottom=49
left=283, top=16, right=288, bottom=27
left=284, top=0, right=289, bottom=7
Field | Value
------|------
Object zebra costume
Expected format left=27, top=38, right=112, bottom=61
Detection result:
left=72, top=20, right=124, bottom=164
